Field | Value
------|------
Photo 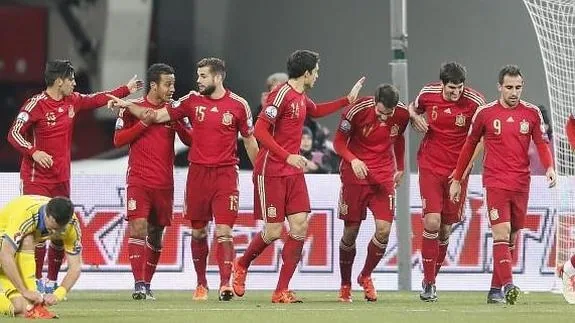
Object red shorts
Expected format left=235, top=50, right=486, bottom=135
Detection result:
left=253, top=174, right=310, bottom=223
left=185, top=164, right=239, bottom=228
left=22, top=180, right=70, bottom=198
left=338, top=182, right=395, bottom=223
left=126, top=185, right=174, bottom=227
left=485, top=187, right=529, bottom=230
left=419, top=169, right=468, bottom=225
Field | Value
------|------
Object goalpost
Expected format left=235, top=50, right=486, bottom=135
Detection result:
left=522, top=0, right=575, bottom=283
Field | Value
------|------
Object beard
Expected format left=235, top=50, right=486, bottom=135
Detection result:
left=199, top=85, right=216, bottom=96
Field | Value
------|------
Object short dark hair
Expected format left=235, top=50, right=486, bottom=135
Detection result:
left=439, top=62, right=466, bottom=85
left=197, top=57, right=226, bottom=80
left=286, top=50, right=320, bottom=79
left=46, top=197, right=74, bottom=226
left=45, top=60, right=75, bottom=86
left=374, top=84, right=400, bottom=109
left=498, top=65, right=523, bottom=84
left=146, top=63, right=175, bottom=93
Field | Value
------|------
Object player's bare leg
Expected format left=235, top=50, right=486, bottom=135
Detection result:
left=420, top=212, right=440, bottom=302
left=272, top=212, right=307, bottom=303
left=357, top=219, right=390, bottom=302
left=215, top=223, right=235, bottom=301
left=143, top=224, right=165, bottom=300
left=233, top=224, right=280, bottom=297
left=338, top=222, right=360, bottom=302
left=128, top=218, right=148, bottom=300
left=191, top=223, right=209, bottom=301
left=492, top=222, right=520, bottom=304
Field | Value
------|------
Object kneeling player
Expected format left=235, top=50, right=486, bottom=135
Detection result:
left=333, top=84, right=409, bottom=302
left=0, top=196, right=82, bottom=319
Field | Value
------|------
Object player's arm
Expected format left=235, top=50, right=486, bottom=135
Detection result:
left=242, top=135, right=259, bottom=166
left=392, top=128, right=407, bottom=187
left=253, top=118, right=307, bottom=169
left=173, top=118, right=193, bottom=146
left=333, top=114, right=369, bottom=180
left=75, top=75, right=142, bottom=110
left=0, top=234, right=43, bottom=304
left=307, top=77, right=365, bottom=118
left=238, top=100, right=258, bottom=165
left=408, top=91, right=428, bottom=133
left=113, top=108, right=154, bottom=147
left=449, top=112, right=485, bottom=201
left=532, top=112, right=556, bottom=187
left=7, top=99, right=54, bottom=169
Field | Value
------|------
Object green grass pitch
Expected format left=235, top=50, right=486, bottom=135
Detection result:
left=6, top=291, right=575, bottom=322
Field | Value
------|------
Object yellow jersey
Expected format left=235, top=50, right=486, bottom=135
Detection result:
left=0, top=195, right=82, bottom=255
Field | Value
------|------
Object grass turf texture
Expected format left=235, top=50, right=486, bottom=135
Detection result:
left=6, top=291, right=574, bottom=322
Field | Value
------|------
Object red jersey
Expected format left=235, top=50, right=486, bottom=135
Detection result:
left=415, top=83, right=485, bottom=176
left=116, top=97, right=191, bottom=189
left=460, top=100, right=549, bottom=192
left=335, top=97, right=410, bottom=185
left=7, top=86, right=130, bottom=184
left=167, top=90, right=253, bottom=167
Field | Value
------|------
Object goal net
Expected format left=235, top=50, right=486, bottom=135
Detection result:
left=523, top=0, right=575, bottom=279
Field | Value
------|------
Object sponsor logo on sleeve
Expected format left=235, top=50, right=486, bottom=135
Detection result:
left=265, top=106, right=278, bottom=119
left=16, top=112, right=29, bottom=123
left=339, top=119, right=351, bottom=133
left=115, top=118, right=124, bottom=130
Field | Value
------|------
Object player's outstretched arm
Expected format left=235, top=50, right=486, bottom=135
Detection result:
left=76, top=75, right=143, bottom=111
left=307, top=77, right=366, bottom=118
left=107, top=94, right=171, bottom=123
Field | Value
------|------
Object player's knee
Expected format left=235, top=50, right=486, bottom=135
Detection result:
left=342, top=222, right=360, bottom=244
left=191, top=227, right=208, bottom=240
left=19, top=235, right=35, bottom=252
left=374, top=221, right=392, bottom=242
left=147, top=226, right=165, bottom=249
left=215, top=224, right=232, bottom=238
left=438, top=224, right=452, bottom=241
left=287, top=213, right=308, bottom=236
left=129, top=219, right=148, bottom=239
left=423, top=213, right=441, bottom=230
left=264, top=223, right=283, bottom=241
left=491, top=223, right=511, bottom=240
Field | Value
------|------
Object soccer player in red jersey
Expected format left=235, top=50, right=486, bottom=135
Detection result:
left=333, top=84, right=409, bottom=302
left=107, top=57, right=259, bottom=301
left=231, top=50, right=365, bottom=303
left=7, top=59, right=141, bottom=294
left=113, top=63, right=192, bottom=300
left=408, top=62, right=486, bottom=302
left=450, top=65, right=557, bottom=305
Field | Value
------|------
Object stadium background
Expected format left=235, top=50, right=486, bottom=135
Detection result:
left=0, top=0, right=561, bottom=292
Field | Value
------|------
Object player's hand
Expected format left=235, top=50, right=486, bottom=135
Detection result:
left=126, top=75, right=144, bottom=94
left=449, top=180, right=461, bottom=202
left=393, top=170, right=404, bottom=188
left=410, top=114, right=428, bottom=133
left=32, top=150, right=53, bottom=168
left=286, top=154, right=308, bottom=170
left=22, top=290, right=43, bottom=304
left=141, top=108, right=157, bottom=125
left=546, top=167, right=557, bottom=188
left=350, top=158, right=368, bottom=180
left=346, top=77, right=366, bottom=104
left=305, top=160, right=319, bottom=172
left=107, top=94, right=131, bottom=109
left=42, top=294, right=58, bottom=306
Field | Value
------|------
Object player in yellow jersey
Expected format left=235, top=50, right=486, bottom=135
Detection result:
left=0, top=195, right=82, bottom=319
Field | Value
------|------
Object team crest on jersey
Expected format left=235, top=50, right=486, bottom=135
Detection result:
left=16, top=111, right=29, bottom=123
left=267, top=206, right=277, bottom=218
left=265, top=106, right=278, bottom=119
left=222, top=111, right=233, bottom=126
left=390, top=124, right=399, bottom=137
left=68, top=105, right=75, bottom=118
left=520, top=119, right=530, bottom=134
left=489, top=208, right=499, bottom=221
left=455, top=113, right=466, bottom=127
left=340, top=120, right=351, bottom=133
left=128, top=198, right=137, bottom=211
